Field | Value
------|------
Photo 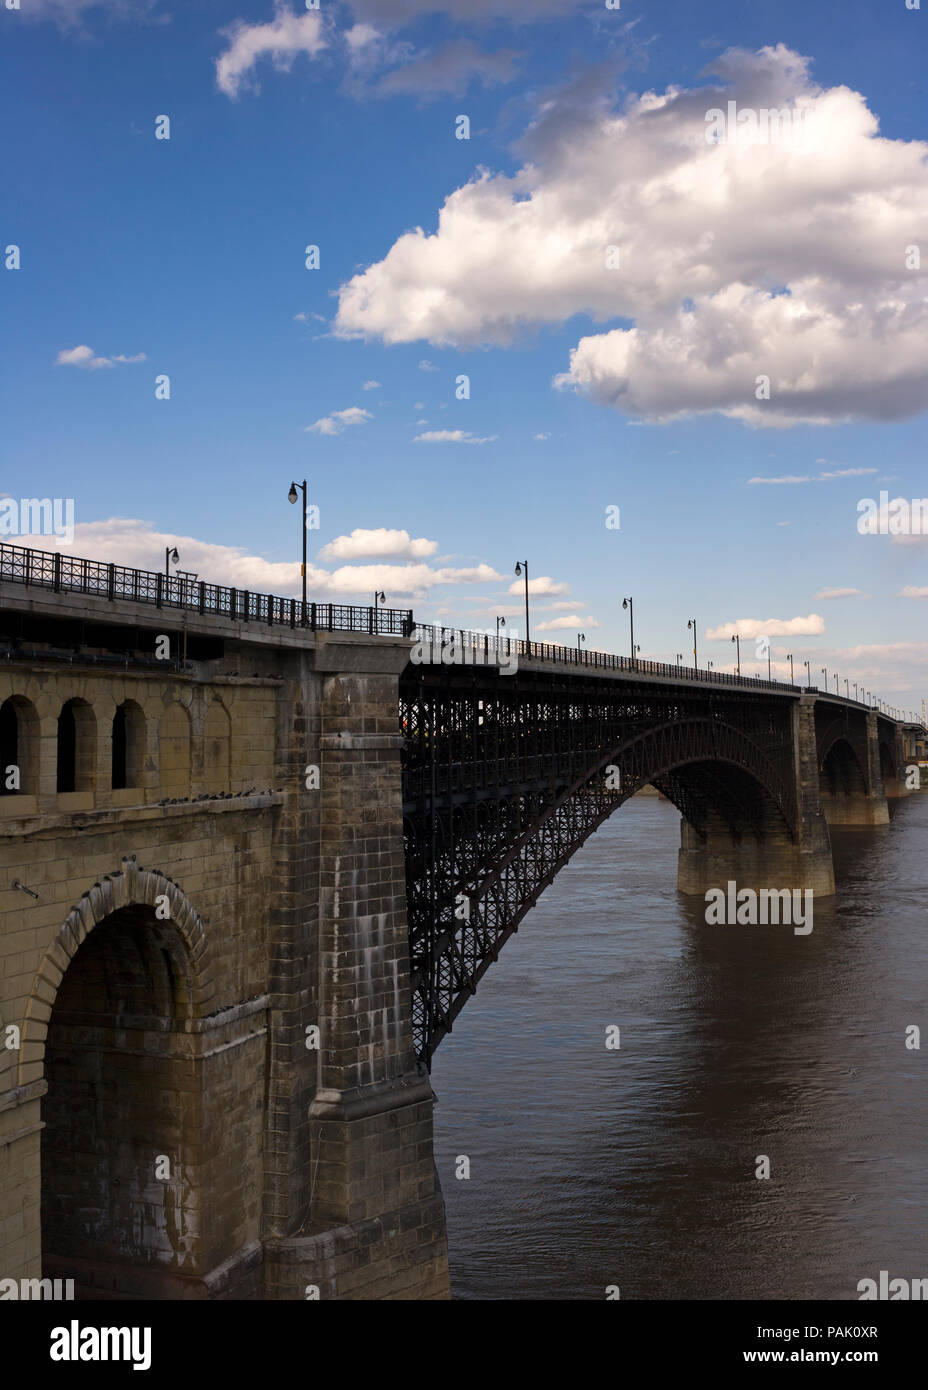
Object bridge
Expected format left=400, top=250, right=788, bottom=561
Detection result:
left=0, top=543, right=922, bottom=1300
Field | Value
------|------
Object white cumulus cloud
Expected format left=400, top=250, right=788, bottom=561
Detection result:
left=317, top=528, right=438, bottom=562
left=335, top=44, right=928, bottom=427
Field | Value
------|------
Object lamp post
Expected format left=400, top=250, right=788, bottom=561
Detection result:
left=577, top=632, right=586, bottom=660
left=496, top=615, right=506, bottom=649
left=822, top=667, right=828, bottom=692
left=844, top=678, right=849, bottom=698
left=731, top=632, right=741, bottom=676
left=676, top=652, right=683, bottom=668
left=787, top=653, right=794, bottom=683
left=853, top=682, right=858, bottom=701
left=514, top=561, right=530, bottom=645
left=707, top=660, right=714, bottom=671
left=374, top=589, right=385, bottom=633
left=165, top=546, right=179, bottom=577
left=687, top=618, right=698, bottom=669
left=622, top=597, right=635, bottom=666
left=288, top=479, right=308, bottom=610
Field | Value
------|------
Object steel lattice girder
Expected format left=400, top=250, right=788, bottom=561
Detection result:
left=400, top=667, right=797, bottom=1064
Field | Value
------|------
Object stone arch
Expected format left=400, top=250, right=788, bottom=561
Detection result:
left=159, top=701, right=191, bottom=798
left=203, top=698, right=231, bottom=793
left=19, top=858, right=213, bottom=1084
left=0, top=693, right=40, bottom=795
left=56, top=696, right=96, bottom=793
left=822, top=735, right=869, bottom=798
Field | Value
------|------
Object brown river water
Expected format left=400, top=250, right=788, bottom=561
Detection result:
left=431, top=792, right=928, bottom=1300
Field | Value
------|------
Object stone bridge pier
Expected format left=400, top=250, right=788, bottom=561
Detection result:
left=677, top=700, right=836, bottom=898
left=262, top=641, right=449, bottom=1300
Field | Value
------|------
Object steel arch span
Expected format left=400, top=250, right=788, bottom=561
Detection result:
left=400, top=668, right=799, bottom=1064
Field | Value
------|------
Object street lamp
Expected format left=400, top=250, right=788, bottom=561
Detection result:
left=731, top=632, right=741, bottom=676
left=622, top=597, right=635, bottom=665
left=288, top=478, right=308, bottom=609
left=577, top=632, right=586, bottom=659
left=822, top=667, right=828, bottom=692
left=165, top=545, right=179, bottom=577
left=676, top=652, right=683, bottom=668
left=687, top=618, right=698, bottom=669
left=844, top=678, right=849, bottom=699
left=787, top=653, right=794, bottom=683
left=514, top=561, right=530, bottom=645
left=707, top=660, right=714, bottom=671
left=496, top=615, right=506, bottom=646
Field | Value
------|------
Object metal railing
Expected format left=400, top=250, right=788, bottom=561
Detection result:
left=0, top=542, right=414, bottom=637
left=410, top=623, right=902, bottom=708
left=410, top=622, right=800, bottom=693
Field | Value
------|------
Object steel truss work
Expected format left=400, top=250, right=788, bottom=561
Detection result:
left=401, top=665, right=798, bottom=1065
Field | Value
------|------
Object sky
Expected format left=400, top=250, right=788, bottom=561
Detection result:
left=2, top=0, right=927, bottom=714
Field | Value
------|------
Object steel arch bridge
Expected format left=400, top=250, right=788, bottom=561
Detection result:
left=401, top=662, right=800, bottom=1064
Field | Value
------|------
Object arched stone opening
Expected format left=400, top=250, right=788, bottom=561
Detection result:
left=111, top=699, right=145, bottom=790
left=0, top=694, right=39, bottom=795
left=56, top=697, right=95, bottom=794
left=41, top=904, right=204, bottom=1298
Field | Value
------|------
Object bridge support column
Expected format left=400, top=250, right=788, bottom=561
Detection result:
left=678, top=701, right=835, bottom=898
left=264, top=652, right=449, bottom=1301
left=820, top=711, right=890, bottom=825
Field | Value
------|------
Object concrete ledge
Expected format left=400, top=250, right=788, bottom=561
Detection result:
left=308, top=1071, right=435, bottom=1122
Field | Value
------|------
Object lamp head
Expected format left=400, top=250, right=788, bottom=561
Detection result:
left=514, top=562, right=523, bottom=577
left=169, top=547, right=179, bottom=564
left=288, top=483, right=298, bottom=504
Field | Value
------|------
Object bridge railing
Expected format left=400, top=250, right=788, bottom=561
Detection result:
left=0, top=542, right=414, bottom=638
left=411, top=622, right=798, bottom=694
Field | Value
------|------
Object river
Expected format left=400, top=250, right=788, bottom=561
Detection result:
left=431, top=791, right=928, bottom=1300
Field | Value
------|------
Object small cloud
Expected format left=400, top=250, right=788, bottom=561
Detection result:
left=306, top=406, right=372, bottom=436
left=707, top=614, right=826, bottom=639
left=413, top=429, right=497, bottom=444
left=362, top=379, right=382, bottom=390
left=506, top=575, right=569, bottom=598
left=215, top=4, right=327, bottom=100
left=533, top=432, right=550, bottom=441
left=537, top=614, right=601, bottom=632
left=747, top=475, right=810, bottom=485
left=418, top=359, right=440, bottom=372
left=818, top=467, right=879, bottom=479
left=317, top=528, right=438, bottom=562
left=777, top=521, right=791, bottom=527
left=56, top=345, right=146, bottom=370
left=815, top=587, right=867, bottom=599
left=900, top=586, right=928, bottom=598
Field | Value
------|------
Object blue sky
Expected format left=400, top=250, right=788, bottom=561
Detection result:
left=2, top=0, right=926, bottom=713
